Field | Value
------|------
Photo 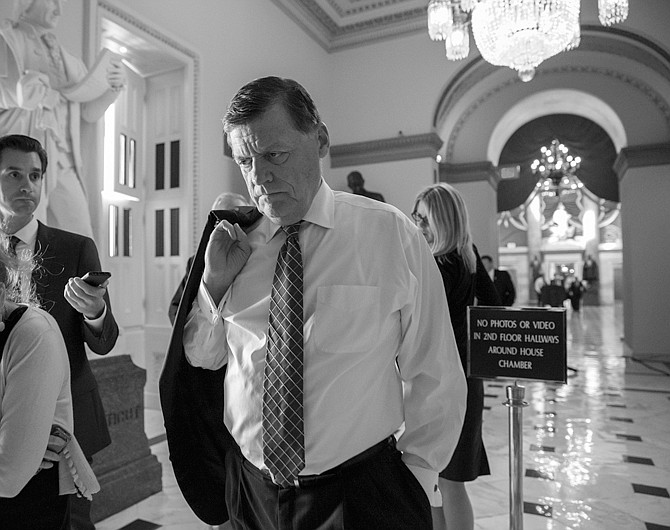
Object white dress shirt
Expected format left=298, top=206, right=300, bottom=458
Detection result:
left=184, top=181, right=466, bottom=505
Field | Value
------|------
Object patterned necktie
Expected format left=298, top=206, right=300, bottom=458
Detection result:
left=8, top=235, right=21, bottom=257
left=262, top=223, right=305, bottom=487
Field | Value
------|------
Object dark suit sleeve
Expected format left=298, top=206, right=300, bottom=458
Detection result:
left=474, top=248, right=501, bottom=306
left=159, top=206, right=261, bottom=525
left=498, top=270, right=516, bottom=306
left=79, top=237, right=119, bottom=355
left=168, top=257, right=194, bottom=325
left=503, top=271, right=516, bottom=305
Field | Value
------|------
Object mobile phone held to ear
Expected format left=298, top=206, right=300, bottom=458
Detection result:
left=82, top=271, right=111, bottom=286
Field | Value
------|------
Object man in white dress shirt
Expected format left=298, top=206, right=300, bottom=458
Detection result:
left=181, top=76, right=466, bottom=530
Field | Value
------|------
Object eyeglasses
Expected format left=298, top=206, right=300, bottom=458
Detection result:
left=411, top=211, right=428, bottom=226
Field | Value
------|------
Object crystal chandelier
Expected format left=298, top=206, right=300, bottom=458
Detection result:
left=426, top=0, right=629, bottom=81
left=531, top=139, right=583, bottom=196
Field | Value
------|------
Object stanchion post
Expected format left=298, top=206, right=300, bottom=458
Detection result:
left=504, top=381, right=528, bottom=530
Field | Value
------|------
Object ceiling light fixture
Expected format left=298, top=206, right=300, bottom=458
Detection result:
left=531, top=138, right=583, bottom=196
left=427, top=0, right=629, bottom=82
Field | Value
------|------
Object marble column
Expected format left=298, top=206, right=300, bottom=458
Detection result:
left=527, top=194, right=542, bottom=302
left=614, top=143, right=670, bottom=361
left=439, top=162, right=499, bottom=258
left=581, top=193, right=601, bottom=305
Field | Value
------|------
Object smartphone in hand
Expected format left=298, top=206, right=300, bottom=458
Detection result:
left=81, top=271, right=111, bottom=286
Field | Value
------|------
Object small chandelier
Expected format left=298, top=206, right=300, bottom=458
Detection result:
left=426, top=0, right=629, bottom=81
left=531, top=139, right=583, bottom=196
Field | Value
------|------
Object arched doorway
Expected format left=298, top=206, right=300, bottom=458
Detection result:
left=433, top=25, right=670, bottom=321
left=496, top=114, right=621, bottom=306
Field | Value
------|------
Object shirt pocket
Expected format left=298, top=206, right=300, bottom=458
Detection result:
left=315, top=285, right=380, bottom=354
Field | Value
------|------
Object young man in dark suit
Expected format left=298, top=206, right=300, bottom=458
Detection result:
left=481, top=254, right=516, bottom=306
left=0, top=134, right=119, bottom=529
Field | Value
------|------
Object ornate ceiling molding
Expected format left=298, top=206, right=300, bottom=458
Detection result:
left=269, top=0, right=427, bottom=51
left=329, top=132, right=443, bottom=167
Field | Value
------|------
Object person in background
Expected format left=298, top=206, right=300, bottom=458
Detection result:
left=169, top=76, right=466, bottom=529
left=167, top=191, right=250, bottom=324
left=535, top=275, right=547, bottom=306
left=481, top=254, right=516, bottom=306
left=0, top=134, right=118, bottom=530
left=582, top=254, right=599, bottom=284
left=567, top=276, right=585, bottom=312
left=346, top=170, right=385, bottom=202
left=412, top=182, right=500, bottom=530
left=0, top=0, right=126, bottom=238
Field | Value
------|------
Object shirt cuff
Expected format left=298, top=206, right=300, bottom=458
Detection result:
left=83, top=304, right=106, bottom=331
left=197, top=280, right=228, bottom=323
left=404, top=463, right=441, bottom=507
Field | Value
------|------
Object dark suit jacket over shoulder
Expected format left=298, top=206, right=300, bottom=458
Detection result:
left=159, top=207, right=262, bottom=526
left=34, top=222, right=119, bottom=457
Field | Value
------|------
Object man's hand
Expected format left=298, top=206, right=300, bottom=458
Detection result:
left=64, top=277, right=108, bottom=319
left=204, top=220, right=251, bottom=305
left=36, top=433, right=66, bottom=473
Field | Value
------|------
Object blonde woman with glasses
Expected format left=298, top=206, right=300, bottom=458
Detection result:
left=412, top=183, right=501, bottom=530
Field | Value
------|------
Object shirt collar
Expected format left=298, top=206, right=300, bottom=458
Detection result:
left=13, top=217, right=39, bottom=249
left=260, top=179, right=335, bottom=242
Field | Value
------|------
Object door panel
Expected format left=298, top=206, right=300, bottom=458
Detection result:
left=145, top=69, right=189, bottom=328
left=103, top=66, right=145, bottom=342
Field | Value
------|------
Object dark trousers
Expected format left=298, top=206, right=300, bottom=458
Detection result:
left=225, top=437, right=431, bottom=530
left=569, top=296, right=582, bottom=311
left=0, top=465, right=70, bottom=530
left=70, top=493, right=94, bottom=530
left=70, top=456, right=95, bottom=530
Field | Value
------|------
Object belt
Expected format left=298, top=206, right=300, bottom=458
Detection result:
left=249, top=436, right=396, bottom=489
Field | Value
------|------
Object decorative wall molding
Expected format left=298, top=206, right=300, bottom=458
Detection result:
left=329, top=132, right=443, bottom=168
left=435, top=26, right=670, bottom=132
left=444, top=64, right=670, bottom=163
left=438, top=161, right=499, bottom=189
left=435, top=26, right=670, bottom=164
left=614, top=143, right=670, bottom=180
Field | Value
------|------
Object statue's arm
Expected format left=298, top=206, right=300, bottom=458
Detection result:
left=80, top=59, right=126, bottom=122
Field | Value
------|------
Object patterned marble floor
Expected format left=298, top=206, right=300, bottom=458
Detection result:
left=97, top=303, right=670, bottom=530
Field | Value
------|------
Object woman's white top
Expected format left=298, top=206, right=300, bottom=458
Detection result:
left=0, top=306, right=73, bottom=497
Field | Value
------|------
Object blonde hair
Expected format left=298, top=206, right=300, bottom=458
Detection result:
left=0, top=235, right=39, bottom=306
left=413, top=183, right=476, bottom=274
